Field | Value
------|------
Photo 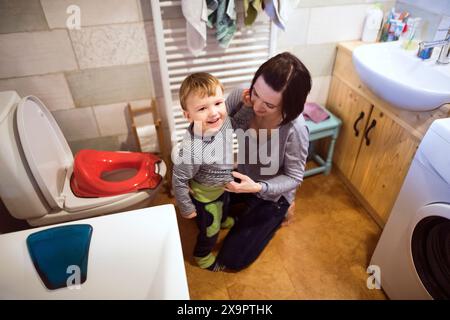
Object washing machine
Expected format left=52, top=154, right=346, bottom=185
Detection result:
left=370, top=117, right=450, bottom=300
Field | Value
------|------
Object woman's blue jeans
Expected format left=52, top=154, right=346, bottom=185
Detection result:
left=216, top=193, right=290, bottom=271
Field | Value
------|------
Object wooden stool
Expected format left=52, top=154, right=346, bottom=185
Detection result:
left=304, top=108, right=342, bottom=177
left=128, top=99, right=172, bottom=195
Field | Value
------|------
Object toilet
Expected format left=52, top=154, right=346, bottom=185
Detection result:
left=0, top=91, right=166, bottom=226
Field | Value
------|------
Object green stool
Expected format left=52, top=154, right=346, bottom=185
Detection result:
left=304, top=108, right=342, bottom=177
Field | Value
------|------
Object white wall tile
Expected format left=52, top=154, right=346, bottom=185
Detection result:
left=144, top=22, right=159, bottom=62
left=117, top=134, right=139, bottom=152
left=291, top=43, right=337, bottom=77
left=277, top=8, right=310, bottom=47
left=0, top=0, right=49, bottom=34
left=0, top=73, right=74, bottom=111
left=52, top=107, right=99, bottom=141
left=307, top=5, right=369, bottom=44
left=150, top=61, right=163, bottom=98
left=129, top=98, right=152, bottom=109
left=398, top=0, right=450, bottom=16
left=307, top=75, right=331, bottom=106
left=70, top=22, right=151, bottom=69
left=68, top=136, right=120, bottom=154
left=0, top=30, right=77, bottom=79
left=65, top=63, right=152, bottom=107
left=435, top=16, right=450, bottom=40
left=41, top=0, right=140, bottom=29
left=129, top=98, right=154, bottom=127
left=297, top=0, right=392, bottom=7
left=93, top=102, right=131, bottom=136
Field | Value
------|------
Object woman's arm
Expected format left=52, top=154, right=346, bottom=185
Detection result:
left=258, top=125, right=309, bottom=197
left=225, top=88, right=244, bottom=116
left=225, top=171, right=262, bottom=193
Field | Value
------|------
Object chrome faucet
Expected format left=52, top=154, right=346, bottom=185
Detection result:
left=418, top=28, right=450, bottom=64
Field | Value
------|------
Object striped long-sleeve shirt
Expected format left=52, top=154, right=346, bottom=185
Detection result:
left=172, top=106, right=254, bottom=216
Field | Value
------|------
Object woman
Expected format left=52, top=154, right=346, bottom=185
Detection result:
left=215, top=52, right=312, bottom=271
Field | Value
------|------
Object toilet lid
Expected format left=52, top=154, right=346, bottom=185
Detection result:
left=16, top=96, right=73, bottom=209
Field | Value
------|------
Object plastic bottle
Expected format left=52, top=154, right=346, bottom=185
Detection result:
left=361, top=4, right=384, bottom=42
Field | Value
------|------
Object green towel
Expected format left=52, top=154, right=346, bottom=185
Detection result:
left=244, top=0, right=262, bottom=26
left=207, top=0, right=237, bottom=48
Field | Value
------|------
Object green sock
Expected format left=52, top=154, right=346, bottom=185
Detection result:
left=194, top=252, right=216, bottom=269
left=221, top=216, right=235, bottom=229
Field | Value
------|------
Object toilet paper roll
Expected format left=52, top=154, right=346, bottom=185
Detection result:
left=136, top=125, right=158, bottom=152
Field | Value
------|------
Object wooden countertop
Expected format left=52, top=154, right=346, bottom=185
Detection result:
left=337, top=41, right=365, bottom=54
left=334, top=41, right=450, bottom=141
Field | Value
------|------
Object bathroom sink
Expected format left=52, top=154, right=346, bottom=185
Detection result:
left=352, top=41, right=450, bottom=111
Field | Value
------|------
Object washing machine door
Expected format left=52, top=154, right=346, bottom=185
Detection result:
left=16, top=96, right=73, bottom=209
left=409, top=203, right=450, bottom=299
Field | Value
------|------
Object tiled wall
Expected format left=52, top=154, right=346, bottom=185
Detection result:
left=0, top=0, right=157, bottom=154
left=275, top=0, right=395, bottom=106
left=395, top=0, right=450, bottom=41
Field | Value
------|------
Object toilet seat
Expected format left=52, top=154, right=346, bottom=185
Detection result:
left=17, top=95, right=74, bottom=209
left=15, top=95, right=164, bottom=215
left=71, top=150, right=162, bottom=198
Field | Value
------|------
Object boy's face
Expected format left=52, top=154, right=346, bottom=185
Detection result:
left=183, top=86, right=227, bottom=134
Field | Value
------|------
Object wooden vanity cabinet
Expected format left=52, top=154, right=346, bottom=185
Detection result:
left=326, top=45, right=423, bottom=226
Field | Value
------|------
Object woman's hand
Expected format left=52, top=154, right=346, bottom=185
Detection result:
left=241, top=89, right=253, bottom=108
left=225, top=171, right=262, bottom=193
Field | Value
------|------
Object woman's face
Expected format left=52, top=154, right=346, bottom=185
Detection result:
left=250, top=76, right=283, bottom=121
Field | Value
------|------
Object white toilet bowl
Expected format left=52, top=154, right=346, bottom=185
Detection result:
left=0, top=91, right=166, bottom=226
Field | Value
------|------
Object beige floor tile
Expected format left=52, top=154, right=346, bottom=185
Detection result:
left=222, top=244, right=298, bottom=300
left=185, top=263, right=230, bottom=300
left=274, top=173, right=386, bottom=299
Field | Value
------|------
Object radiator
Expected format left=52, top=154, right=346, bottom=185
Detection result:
left=150, top=0, right=277, bottom=150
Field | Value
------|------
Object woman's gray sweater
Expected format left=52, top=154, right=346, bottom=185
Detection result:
left=227, top=88, right=310, bottom=205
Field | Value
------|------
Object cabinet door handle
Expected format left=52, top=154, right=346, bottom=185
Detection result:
left=353, top=111, right=365, bottom=137
left=364, top=119, right=377, bottom=146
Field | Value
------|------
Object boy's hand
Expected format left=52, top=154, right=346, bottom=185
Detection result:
left=184, top=211, right=197, bottom=219
left=241, top=89, right=252, bottom=107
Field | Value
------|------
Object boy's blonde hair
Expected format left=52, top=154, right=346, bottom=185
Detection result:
left=179, top=72, right=224, bottom=110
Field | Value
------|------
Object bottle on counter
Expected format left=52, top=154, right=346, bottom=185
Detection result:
left=400, top=17, right=422, bottom=50
left=361, top=4, right=384, bottom=42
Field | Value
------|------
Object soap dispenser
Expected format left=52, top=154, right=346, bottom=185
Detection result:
left=362, top=4, right=384, bottom=42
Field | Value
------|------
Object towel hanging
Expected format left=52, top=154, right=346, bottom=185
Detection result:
left=263, top=0, right=300, bottom=30
left=244, top=0, right=263, bottom=26
left=182, top=0, right=208, bottom=56
left=207, top=0, right=237, bottom=48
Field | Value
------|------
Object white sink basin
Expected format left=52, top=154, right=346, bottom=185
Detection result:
left=352, top=41, right=450, bottom=111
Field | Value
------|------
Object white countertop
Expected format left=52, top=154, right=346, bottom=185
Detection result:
left=0, top=204, right=190, bottom=299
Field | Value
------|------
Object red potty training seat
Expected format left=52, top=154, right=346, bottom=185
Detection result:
left=71, top=150, right=162, bottom=198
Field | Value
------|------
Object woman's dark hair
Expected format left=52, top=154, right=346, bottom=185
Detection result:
left=249, top=52, right=312, bottom=125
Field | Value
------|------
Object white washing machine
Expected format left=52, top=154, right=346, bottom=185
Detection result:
left=371, top=118, right=450, bottom=300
